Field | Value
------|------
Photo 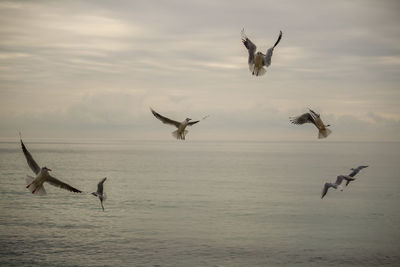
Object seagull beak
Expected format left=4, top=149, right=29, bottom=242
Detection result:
left=48, top=168, right=52, bottom=171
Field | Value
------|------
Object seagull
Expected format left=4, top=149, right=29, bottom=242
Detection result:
left=241, top=29, right=282, bottom=76
left=321, top=175, right=345, bottom=199
left=290, top=108, right=332, bottom=139
left=92, top=177, right=107, bottom=211
left=20, top=135, right=82, bottom=195
left=345, top=165, right=368, bottom=186
left=150, top=108, right=200, bottom=140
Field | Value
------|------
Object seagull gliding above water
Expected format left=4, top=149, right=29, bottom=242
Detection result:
left=20, top=135, right=82, bottom=195
left=92, top=177, right=107, bottom=211
left=150, top=108, right=200, bottom=140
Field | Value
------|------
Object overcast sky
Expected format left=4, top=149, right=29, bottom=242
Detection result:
left=0, top=0, right=399, bottom=141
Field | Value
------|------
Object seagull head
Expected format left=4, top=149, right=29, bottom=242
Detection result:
left=185, top=118, right=192, bottom=122
left=42, top=166, right=52, bottom=172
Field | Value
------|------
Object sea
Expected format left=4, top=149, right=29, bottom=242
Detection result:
left=0, top=140, right=399, bottom=266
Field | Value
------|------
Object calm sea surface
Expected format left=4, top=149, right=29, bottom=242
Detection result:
left=0, top=140, right=399, bottom=266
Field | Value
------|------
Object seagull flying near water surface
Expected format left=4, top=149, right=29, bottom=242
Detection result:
left=241, top=29, right=282, bottom=76
left=150, top=108, right=200, bottom=140
left=92, top=177, right=107, bottom=211
left=290, top=108, right=332, bottom=139
left=20, top=136, right=82, bottom=195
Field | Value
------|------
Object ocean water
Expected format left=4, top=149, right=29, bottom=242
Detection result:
left=0, top=140, right=399, bottom=266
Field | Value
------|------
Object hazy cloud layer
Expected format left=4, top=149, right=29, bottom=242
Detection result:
left=0, top=0, right=399, bottom=141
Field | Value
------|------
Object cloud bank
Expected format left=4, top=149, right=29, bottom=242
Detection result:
left=0, top=0, right=399, bottom=141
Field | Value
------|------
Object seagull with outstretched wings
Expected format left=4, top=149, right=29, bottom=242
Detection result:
left=241, top=29, right=282, bottom=76
left=150, top=108, right=200, bottom=140
left=20, top=134, right=82, bottom=195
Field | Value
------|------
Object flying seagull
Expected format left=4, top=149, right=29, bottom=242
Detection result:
left=150, top=108, right=200, bottom=140
left=321, top=175, right=346, bottom=199
left=290, top=108, right=331, bottom=139
left=241, top=29, right=282, bottom=76
left=92, top=177, right=107, bottom=211
left=20, top=135, right=82, bottom=195
left=345, top=165, right=368, bottom=186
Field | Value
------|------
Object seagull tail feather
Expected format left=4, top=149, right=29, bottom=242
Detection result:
left=26, top=175, right=46, bottom=195
left=172, top=130, right=188, bottom=140
left=318, top=128, right=332, bottom=139
left=251, top=66, right=266, bottom=76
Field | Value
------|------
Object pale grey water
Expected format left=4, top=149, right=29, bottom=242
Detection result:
left=0, top=140, right=399, bottom=266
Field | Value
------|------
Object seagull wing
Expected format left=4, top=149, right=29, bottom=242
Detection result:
left=357, top=165, right=369, bottom=171
left=151, top=108, right=180, bottom=128
left=348, top=169, right=358, bottom=177
left=273, top=30, right=283, bottom=48
left=187, top=120, right=200, bottom=126
left=341, top=175, right=355, bottom=186
left=241, top=29, right=257, bottom=64
left=308, top=109, right=326, bottom=129
left=308, top=108, right=320, bottom=118
left=46, top=175, right=82, bottom=193
left=335, top=175, right=344, bottom=185
left=265, top=31, right=282, bottom=67
left=289, top=113, right=315, bottom=125
left=348, top=166, right=368, bottom=177
left=20, top=139, right=41, bottom=175
left=321, top=183, right=331, bottom=199
left=97, top=177, right=107, bottom=194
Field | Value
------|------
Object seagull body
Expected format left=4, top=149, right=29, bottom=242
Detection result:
left=345, top=165, right=368, bottom=186
left=341, top=175, right=356, bottom=187
left=21, top=137, right=82, bottom=195
left=290, top=108, right=331, bottom=139
left=321, top=175, right=345, bottom=199
left=241, top=29, right=282, bottom=76
left=92, top=177, right=107, bottom=211
left=150, top=108, right=199, bottom=140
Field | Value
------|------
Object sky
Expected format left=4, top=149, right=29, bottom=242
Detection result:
left=0, top=0, right=399, bottom=141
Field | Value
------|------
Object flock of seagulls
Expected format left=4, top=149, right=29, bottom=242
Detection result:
left=19, top=29, right=368, bottom=207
